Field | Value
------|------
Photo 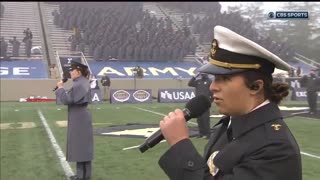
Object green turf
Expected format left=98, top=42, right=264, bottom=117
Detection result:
left=1, top=101, right=319, bottom=180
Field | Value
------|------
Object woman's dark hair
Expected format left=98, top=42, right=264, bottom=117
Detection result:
left=241, top=70, right=289, bottom=104
left=79, top=68, right=90, bottom=79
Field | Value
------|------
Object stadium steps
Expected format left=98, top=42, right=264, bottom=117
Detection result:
left=143, top=2, right=179, bottom=32
left=42, top=3, right=74, bottom=56
left=0, top=2, right=42, bottom=58
left=155, top=3, right=203, bottom=61
left=155, top=4, right=216, bottom=62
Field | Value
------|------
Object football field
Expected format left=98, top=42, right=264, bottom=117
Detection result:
left=1, top=101, right=319, bottom=180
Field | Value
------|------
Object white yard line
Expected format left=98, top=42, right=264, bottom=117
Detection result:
left=37, top=110, right=74, bottom=179
left=301, top=151, right=320, bottom=159
left=131, top=107, right=198, bottom=125
left=122, top=145, right=140, bottom=150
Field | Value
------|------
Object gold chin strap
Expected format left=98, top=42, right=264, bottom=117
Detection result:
left=210, top=58, right=261, bottom=69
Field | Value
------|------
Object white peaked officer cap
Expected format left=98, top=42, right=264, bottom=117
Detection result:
left=198, top=26, right=292, bottom=75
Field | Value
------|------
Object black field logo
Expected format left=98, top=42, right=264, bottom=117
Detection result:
left=133, top=90, right=150, bottom=102
left=112, top=90, right=130, bottom=102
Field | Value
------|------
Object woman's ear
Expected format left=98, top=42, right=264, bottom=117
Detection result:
left=249, top=80, right=264, bottom=92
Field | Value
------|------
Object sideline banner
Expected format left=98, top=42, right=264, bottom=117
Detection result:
left=91, top=89, right=102, bottom=104
left=291, top=88, right=320, bottom=101
left=158, top=89, right=195, bottom=103
left=89, top=61, right=200, bottom=79
left=110, top=89, right=152, bottom=104
left=286, top=77, right=320, bottom=101
left=56, top=89, right=103, bottom=105
left=0, top=60, right=48, bottom=79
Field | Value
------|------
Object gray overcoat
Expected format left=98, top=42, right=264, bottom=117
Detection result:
left=55, top=76, right=93, bottom=162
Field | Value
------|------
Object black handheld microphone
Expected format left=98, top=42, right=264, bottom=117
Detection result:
left=53, top=77, right=68, bottom=91
left=139, top=95, right=212, bottom=153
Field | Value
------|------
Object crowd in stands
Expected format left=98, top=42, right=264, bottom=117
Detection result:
left=158, top=2, right=221, bottom=15
left=48, top=2, right=296, bottom=63
left=159, top=2, right=296, bottom=63
left=0, top=2, right=4, bottom=18
left=51, top=2, right=198, bottom=61
left=0, top=28, right=34, bottom=58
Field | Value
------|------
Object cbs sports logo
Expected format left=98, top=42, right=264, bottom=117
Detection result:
left=268, top=11, right=309, bottom=20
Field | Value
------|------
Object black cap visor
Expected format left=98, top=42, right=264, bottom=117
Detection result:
left=198, top=63, right=248, bottom=75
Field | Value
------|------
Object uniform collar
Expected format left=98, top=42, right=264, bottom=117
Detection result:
left=73, top=76, right=83, bottom=82
left=230, top=101, right=282, bottom=139
left=228, top=100, right=270, bottom=128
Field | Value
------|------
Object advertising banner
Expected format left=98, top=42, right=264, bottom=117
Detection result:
left=56, top=89, right=103, bottom=105
left=110, top=89, right=152, bottom=104
left=158, top=89, right=195, bottom=103
left=0, top=60, right=48, bottom=79
left=91, top=89, right=102, bottom=104
left=88, top=61, right=201, bottom=79
left=286, top=77, right=320, bottom=101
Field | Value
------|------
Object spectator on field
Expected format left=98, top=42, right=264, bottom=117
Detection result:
left=296, top=66, right=302, bottom=77
left=188, top=73, right=213, bottom=139
left=89, top=75, right=100, bottom=89
left=300, top=69, right=320, bottom=115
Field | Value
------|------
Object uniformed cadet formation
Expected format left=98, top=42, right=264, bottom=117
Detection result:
left=0, top=27, right=33, bottom=58
left=158, top=26, right=302, bottom=180
left=52, top=2, right=197, bottom=61
left=158, top=2, right=295, bottom=62
left=55, top=61, right=93, bottom=180
left=0, top=2, right=4, bottom=18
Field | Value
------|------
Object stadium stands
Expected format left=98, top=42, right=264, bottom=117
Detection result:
left=0, top=2, right=42, bottom=59
left=42, top=2, right=74, bottom=55
left=43, top=2, right=197, bottom=61
left=0, top=2, right=317, bottom=81
left=157, top=2, right=297, bottom=64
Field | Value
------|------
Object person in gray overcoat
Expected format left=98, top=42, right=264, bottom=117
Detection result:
left=55, top=60, right=93, bottom=180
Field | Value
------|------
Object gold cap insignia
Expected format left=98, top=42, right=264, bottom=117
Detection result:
left=271, top=124, right=282, bottom=131
left=211, top=39, right=218, bottom=57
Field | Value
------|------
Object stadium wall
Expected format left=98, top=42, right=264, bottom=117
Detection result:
left=0, top=79, right=190, bottom=101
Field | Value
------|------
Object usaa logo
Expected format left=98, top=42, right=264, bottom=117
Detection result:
left=133, top=90, right=150, bottom=102
left=113, top=90, right=130, bottom=102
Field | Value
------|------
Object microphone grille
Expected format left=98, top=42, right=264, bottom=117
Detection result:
left=185, top=95, right=211, bottom=118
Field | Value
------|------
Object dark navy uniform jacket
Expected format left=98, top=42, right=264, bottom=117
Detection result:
left=159, top=102, right=302, bottom=180
left=188, top=76, right=212, bottom=99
